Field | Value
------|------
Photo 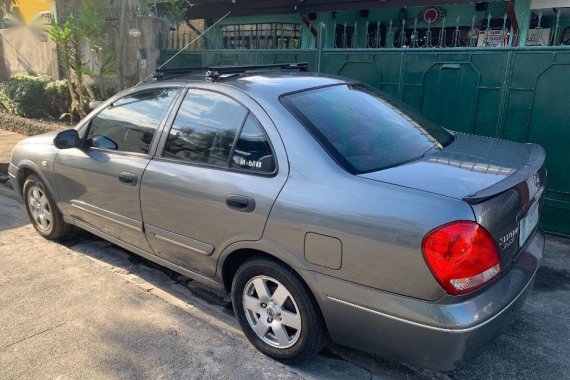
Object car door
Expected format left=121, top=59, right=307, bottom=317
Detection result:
left=140, top=86, right=289, bottom=277
left=54, top=87, right=180, bottom=251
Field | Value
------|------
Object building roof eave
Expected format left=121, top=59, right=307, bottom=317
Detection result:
left=181, top=0, right=494, bottom=20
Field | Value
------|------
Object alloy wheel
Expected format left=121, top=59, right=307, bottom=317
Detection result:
left=242, top=275, right=302, bottom=349
left=27, top=185, right=53, bottom=231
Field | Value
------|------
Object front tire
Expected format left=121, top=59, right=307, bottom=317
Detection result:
left=23, top=174, right=71, bottom=240
left=232, top=258, right=327, bottom=362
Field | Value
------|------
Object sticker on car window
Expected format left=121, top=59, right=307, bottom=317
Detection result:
left=239, top=157, right=262, bottom=169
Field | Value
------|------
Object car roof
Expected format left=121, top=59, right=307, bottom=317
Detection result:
left=187, top=72, right=349, bottom=100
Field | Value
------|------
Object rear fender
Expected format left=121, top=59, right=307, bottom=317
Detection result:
left=215, top=239, right=311, bottom=285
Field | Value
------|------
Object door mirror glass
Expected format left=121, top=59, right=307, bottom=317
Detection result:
left=89, top=134, right=119, bottom=150
left=53, top=129, right=80, bottom=149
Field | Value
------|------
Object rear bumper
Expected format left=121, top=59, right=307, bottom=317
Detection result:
left=306, top=230, right=544, bottom=370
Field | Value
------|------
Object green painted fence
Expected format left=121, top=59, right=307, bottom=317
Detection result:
left=161, top=47, right=570, bottom=237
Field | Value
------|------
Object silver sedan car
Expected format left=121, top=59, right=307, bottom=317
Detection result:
left=9, top=64, right=546, bottom=370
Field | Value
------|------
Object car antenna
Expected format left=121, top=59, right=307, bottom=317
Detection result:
left=138, top=11, right=232, bottom=85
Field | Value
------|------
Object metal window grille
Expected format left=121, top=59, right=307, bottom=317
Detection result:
left=221, top=23, right=301, bottom=49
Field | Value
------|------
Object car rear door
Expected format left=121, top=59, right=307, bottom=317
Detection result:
left=140, top=86, right=288, bottom=277
left=54, top=87, right=181, bottom=251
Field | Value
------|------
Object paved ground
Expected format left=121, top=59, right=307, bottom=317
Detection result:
left=1, top=130, right=569, bottom=379
left=0, top=130, right=25, bottom=183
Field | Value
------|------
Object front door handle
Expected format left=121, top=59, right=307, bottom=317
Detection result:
left=226, top=194, right=255, bottom=213
left=119, top=172, right=137, bottom=186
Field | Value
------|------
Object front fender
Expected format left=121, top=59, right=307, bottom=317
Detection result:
left=12, top=158, right=59, bottom=201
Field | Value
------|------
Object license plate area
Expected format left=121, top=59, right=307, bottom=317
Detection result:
left=519, top=201, right=539, bottom=247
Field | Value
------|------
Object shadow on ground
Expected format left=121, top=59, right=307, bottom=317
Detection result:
left=61, top=229, right=570, bottom=379
left=0, top=189, right=29, bottom=231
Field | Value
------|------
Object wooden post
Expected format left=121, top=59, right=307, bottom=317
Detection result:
left=117, top=0, right=128, bottom=90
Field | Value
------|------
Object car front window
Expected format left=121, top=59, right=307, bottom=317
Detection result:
left=163, top=89, right=247, bottom=167
left=282, top=84, right=454, bottom=174
left=87, top=88, right=178, bottom=154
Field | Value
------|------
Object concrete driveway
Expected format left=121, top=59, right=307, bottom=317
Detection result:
left=1, top=187, right=569, bottom=380
left=0, top=125, right=569, bottom=380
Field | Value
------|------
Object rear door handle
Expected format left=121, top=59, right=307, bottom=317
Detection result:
left=119, top=172, right=137, bottom=186
left=226, top=194, right=255, bottom=213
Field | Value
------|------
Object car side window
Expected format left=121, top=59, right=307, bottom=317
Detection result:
left=230, top=114, right=275, bottom=173
left=164, top=89, right=247, bottom=167
left=86, top=88, right=178, bottom=154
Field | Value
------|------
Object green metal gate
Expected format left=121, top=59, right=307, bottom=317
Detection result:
left=161, top=47, right=570, bottom=237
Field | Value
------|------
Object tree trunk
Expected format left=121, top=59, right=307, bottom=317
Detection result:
left=117, top=0, right=128, bottom=91
left=65, top=71, right=84, bottom=119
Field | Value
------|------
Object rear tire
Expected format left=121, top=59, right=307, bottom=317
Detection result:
left=231, top=258, right=327, bottom=362
left=23, top=174, right=72, bottom=240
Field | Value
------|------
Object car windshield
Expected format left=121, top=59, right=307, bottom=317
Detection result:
left=282, top=84, right=455, bottom=174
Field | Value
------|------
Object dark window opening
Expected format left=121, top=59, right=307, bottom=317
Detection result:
left=222, top=23, right=301, bottom=49
left=335, top=24, right=355, bottom=48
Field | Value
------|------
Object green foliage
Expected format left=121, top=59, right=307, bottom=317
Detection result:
left=45, top=80, right=72, bottom=119
left=49, top=0, right=116, bottom=116
left=74, top=0, right=117, bottom=96
left=49, top=18, right=90, bottom=117
left=165, top=0, right=190, bottom=28
left=73, top=0, right=109, bottom=47
left=0, top=73, right=71, bottom=119
left=0, top=73, right=50, bottom=118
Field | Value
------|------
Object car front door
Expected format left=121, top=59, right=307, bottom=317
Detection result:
left=54, top=87, right=180, bottom=251
left=140, top=86, right=288, bottom=277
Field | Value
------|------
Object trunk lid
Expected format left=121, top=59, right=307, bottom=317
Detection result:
left=360, top=133, right=547, bottom=269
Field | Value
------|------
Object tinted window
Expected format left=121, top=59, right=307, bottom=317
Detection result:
left=282, top=85, right=454, bottom=174
left=87, top=89, right=178, bottom=154
left=230, top=114, right=275, bottom=173
left=164, top=89, right=247, bottom=167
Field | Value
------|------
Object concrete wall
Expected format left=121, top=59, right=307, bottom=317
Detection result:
left=0, top=15, right=168, bottom=90
left=131, top=16, right=171, bottom=85
left=0, top=27, right=60, bottom=80
left=82, top=16, right=170, bottom=90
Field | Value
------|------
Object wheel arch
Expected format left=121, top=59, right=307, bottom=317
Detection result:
left=217, top=240, right=307, bottom=289
left=16, top=161, right=56, bottom=198
left=218, top=244, right=329, bottom=331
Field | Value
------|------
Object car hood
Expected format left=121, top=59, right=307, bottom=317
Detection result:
left=359, top=133, right=533, bottom=200
left=19, top=130, right=61, bottom=145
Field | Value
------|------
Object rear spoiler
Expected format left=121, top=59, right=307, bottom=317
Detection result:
left=463, top=143, right=546, bottom=205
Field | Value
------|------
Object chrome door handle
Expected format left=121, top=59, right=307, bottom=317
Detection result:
left=119, top=172, right=137, bottom=186
left=226, top=194, right=255, bottom=213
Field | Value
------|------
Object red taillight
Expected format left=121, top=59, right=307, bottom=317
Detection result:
left=422, top=221, right=501, bottom=295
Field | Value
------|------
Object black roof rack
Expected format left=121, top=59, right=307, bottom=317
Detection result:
left=153, top=62, right=310, bottom=82
left=153, top=66, right=209, bottom=81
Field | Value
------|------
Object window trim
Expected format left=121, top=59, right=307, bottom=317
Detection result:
left=157, top=87, right=279, bottom=178
left=81, top=86, right=183, bottom=157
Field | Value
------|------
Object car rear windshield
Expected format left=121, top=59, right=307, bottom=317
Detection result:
left=282, top=84, right=455, bottom=174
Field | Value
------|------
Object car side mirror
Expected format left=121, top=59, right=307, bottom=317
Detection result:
left=54, top=129, right=81, bottom=149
